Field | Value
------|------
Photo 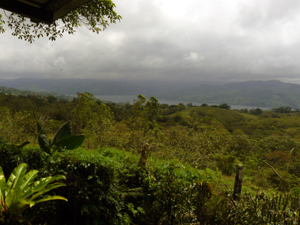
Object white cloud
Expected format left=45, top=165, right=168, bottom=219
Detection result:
left=183, top=52, right=204, bottom=62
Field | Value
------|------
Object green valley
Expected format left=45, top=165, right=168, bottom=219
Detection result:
left=0, top=90, right=300, bottom=224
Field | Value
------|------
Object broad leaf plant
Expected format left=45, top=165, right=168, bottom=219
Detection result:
left=0, top=163, right=67, bottom=224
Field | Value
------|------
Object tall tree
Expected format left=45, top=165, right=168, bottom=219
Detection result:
left=126, top=95, right=162, bottom=135
left=71, top=92, right=98, bottom=134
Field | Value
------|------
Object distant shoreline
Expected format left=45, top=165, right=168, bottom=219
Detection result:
left=71, top=94, right=272, bottom=110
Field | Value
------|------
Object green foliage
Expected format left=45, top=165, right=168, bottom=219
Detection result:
left=215, top=154, right=240, bottom=176
left=249, top=107, right=263, bottom=115
left=84, top=102, right=115, bottom=148
left=140, top=162, right=214, bottom=224
left=186, top=106, right=245, bottom=132
left=3, top=0, right=121, bottom=42
left=145, top=96, right=162, bottom=128
left=162, top=103, right=187, bottom=115
left=115, top=95, right=164, bottom=153
left=0, top=163, right=67, bottom=224
left=272, top=106, right=292, bottom=113
left=254, top=136, right=297, bottom=157
left=4, top=91, right=300, bottom=223
left=0, top=107, right=42, bottom=144
left=219, top=103, right=231, bottom=110
left=71, top=92, right=115, bottom=148
left=223, top=192, right=300, bottom=224
left=38, top=121, right=85, bottom=154
left=0, top=145, right=138, bottom=225
left=126, top=95, right=162, bottom=132
left=163, top=112, right=232, bottom=167
left=71, top=92, right=99, bottom=134
left=0, top=15, right=4, bottom=34
left=0, top=86, right=71, bottom=101
left=0, top=144, right=221, bottom=225
left=3, top=141, right=300, bottom=224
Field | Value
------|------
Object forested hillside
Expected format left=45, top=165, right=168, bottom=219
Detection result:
left=1, top=91, right=300, bottom=224
left=0, top=85, right=71, bottom=100
left=1, top=78, right=300, bottom=108
left=0, top=78, right=196, bottom=96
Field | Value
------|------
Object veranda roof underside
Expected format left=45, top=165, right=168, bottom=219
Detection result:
left=0, top=0, right=92, bottom=24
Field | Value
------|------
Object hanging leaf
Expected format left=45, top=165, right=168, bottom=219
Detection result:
left=38, top=134, right=50, bottom=154
left=37, top=122, right=44, bottom=135
left=53, top=121, right=72, bottom=145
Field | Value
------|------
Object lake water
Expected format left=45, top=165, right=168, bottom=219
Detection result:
left=94, top=95, right=271, bottom=110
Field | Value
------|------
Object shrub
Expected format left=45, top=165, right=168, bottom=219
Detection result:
left=0, top=144, right=217, bottom=225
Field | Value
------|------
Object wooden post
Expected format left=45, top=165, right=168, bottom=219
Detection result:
left=138, top=143, right=150, bottom=170
left=233, top=164, right=244, bottom=201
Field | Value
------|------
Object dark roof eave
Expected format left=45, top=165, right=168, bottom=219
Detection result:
left=52, top=0, right=91, bottom=21
left=0, top=0, right=54, bottom=24
left=0, top=0, right=92, bottom=24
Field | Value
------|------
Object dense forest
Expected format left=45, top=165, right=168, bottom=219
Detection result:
left=1, top=90, right=300, bottom=224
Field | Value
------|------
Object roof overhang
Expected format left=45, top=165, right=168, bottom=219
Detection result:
left=0, top=0, right=91, bottom=24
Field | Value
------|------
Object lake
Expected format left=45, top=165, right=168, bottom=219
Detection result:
left=94, top=95, right=271, bottom=110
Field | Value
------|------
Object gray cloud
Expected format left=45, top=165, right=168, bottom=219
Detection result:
left=1, top=0, right=300, bottom=84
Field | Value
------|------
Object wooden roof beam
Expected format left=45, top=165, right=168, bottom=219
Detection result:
left=0, top=0, right=54, bottom=24
left=52, top=0, right=91, bottom=21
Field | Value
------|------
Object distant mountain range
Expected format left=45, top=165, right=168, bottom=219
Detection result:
left=0, top=78, right=300, bottom=108
left=163, top=80, right=300, bottom=108
left=0, top=78, right=195, bottom=97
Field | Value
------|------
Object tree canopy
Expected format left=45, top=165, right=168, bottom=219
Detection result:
left=0, top=0, right=121, bottom=43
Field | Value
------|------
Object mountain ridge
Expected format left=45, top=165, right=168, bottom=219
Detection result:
left=164, top=80, right=300, bottom=108
left=1, top=78, right=300, bottom=108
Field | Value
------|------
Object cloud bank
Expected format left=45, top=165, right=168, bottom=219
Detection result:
left=1, top=0, right=300, bottom=84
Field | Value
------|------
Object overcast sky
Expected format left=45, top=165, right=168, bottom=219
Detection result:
left=1, top=0, right=300, bottom=84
